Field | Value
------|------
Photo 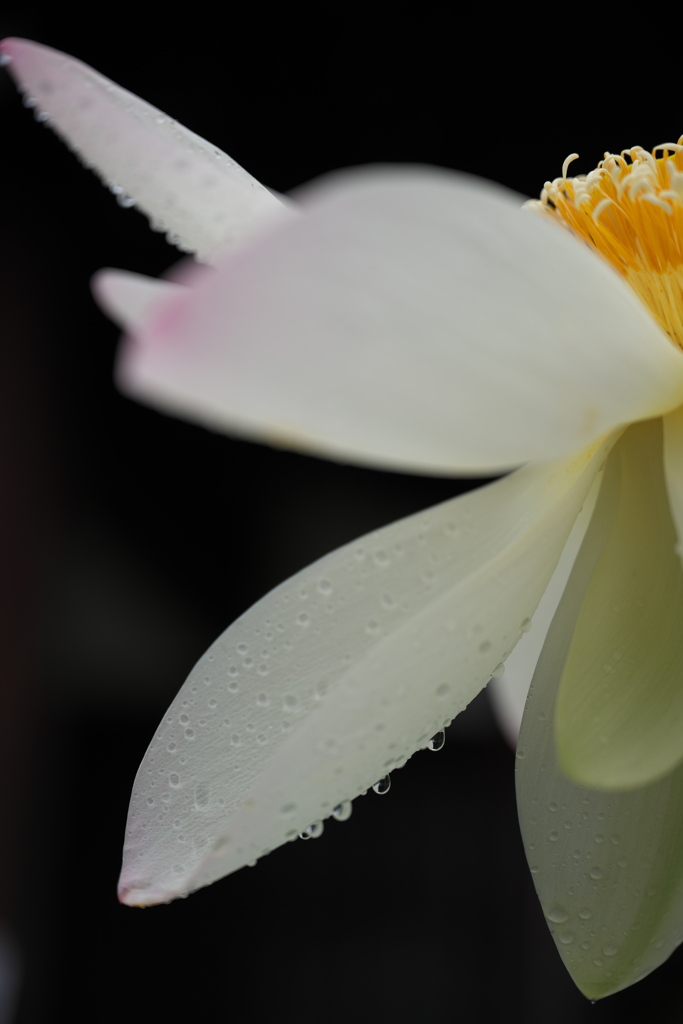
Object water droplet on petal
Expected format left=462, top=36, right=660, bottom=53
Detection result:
left=332, top=800, right=353, bottom=821
left=372, top=775, right=391, bottom=795
left=299, top=821, right=324, bottom=840
left=427, top=730, right=446, bottom=751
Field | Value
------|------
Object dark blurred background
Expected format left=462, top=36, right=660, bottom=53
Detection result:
left=1, top=6, right=680, bottom=1022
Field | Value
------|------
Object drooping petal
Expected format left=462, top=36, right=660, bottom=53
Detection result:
left=0, top=38, right=286, bottom=261
left=488, top=468, right=604, bottom=745
left=114, top=166, right=683, bottom=475
left=555, top=419, right=683, bottom=789
left=662, top=404, right=683, bottom=563
left=118, top=439, right=607, bottom=906
left=517, top=479, right=683, bottom=998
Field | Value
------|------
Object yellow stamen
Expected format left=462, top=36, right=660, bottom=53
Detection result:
left=528, top=139, right=683, bottom=349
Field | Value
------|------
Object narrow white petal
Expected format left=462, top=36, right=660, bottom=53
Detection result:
left=117, top=167, right=683, bottom=475
left=488, top=467, right=604, bottom=745
left=92, top=269, right=182, bottom=333
left=0, top=38, right=286, bottom=261
left=118, top=440, right=606, bottom=906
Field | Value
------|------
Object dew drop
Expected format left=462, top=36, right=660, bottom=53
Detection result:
left=169, top=773, right=180, bottom=788
left=548, top=831, right=559, bottom=842
left=372, top=775, right=392, bottom=795
left=297, top=612, right=311, bottom=627
left=184, top=728, right=195, bottom=740
left=166, top=742, right=177, bottom=753
left=546, top=904, right=569, bottom=924
left=332, top=800, right=353, bottom=821
left=317, top=579, right=333, bottom=595
left=558, top=930, right=574, bottom=945
left=579, top=908, right=592, bottom=920
left=299, top=821, right=324, bottom=840
left=603, top=944, right=618, bottom=957
left=589, top=866, right=603, bottom=880
left=178, top=714, right=190, bottom=725
left=428, top=730, right=446, bottom=751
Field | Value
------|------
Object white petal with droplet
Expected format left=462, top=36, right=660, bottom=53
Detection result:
left=119, top=438, right=606, bottom=906
left=0, top=38, right=286, bottom=260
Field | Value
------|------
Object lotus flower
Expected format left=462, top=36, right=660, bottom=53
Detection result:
left=6, top=37, right=683, bottom=1001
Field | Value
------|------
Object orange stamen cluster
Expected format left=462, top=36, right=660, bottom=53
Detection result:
left=529, top=141, right=683, bottom=348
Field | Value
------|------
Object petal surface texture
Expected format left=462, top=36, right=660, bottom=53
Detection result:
left=118, top=440, right=606, bottom=906
left=555, top=419, right=683, bottom=788
left=116, top=166, right=683, bottom=475
left=517, top=459, right=683, bottom=997
left=0, top=38, right=285, bottom=260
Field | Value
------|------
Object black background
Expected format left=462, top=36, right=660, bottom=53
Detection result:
left=1, top=6, right=681, bottom=1023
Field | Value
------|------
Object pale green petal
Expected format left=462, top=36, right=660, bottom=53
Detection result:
left=118, top=440, right=606, bottom=907
left=488, top=468, right=603, bottom=746
left=0, top=38, right=285, bottom=261
left=517, top=476, right=683, bottom=997
left=556, top=419, right=683, bottom=788
left=663, top=405, right=683, bottom=565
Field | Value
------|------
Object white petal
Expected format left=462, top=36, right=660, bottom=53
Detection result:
left=0, top=38, right=286, bottom=261
left=116, top=166, right=683, bottom=475
left=118, top=440, right=606, bottom=906
left=488, top=466, right=604, bottom=745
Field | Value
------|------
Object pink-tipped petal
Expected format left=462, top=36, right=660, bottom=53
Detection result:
left=116, top=166, right=683, bottom=476
left=92, top=269, right=183, bottom=333
left=0, top=38, right=286, bottom=260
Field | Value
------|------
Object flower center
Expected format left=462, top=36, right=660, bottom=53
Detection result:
left=530, top=141, right=683, bottom=349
